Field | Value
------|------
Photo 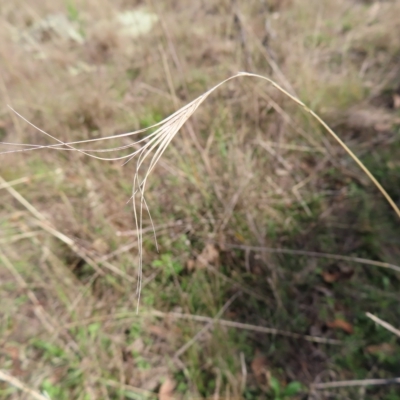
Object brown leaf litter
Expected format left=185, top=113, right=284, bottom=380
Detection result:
left=159, top=377, right=176, bottom=400
left=326, top=319, right=354, bottom=335
left=251, top=351, right=270, bottom=388
left=322, top=264, right=354, bottom=283
left=187, top=243, right=220, bottom=271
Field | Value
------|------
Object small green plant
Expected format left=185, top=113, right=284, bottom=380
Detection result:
left=42, top=379, right=65, bottom=399
left=152, top=253, right=183, bottom=278
left=269, top=376, right=303, bottom=399
left=32, top=339, right=66, bottom=362
left=66, top=0, right=85, bottom=37
left=87, top=322, right=101, bottom=338
left=66, top=1, right=80, bottom=22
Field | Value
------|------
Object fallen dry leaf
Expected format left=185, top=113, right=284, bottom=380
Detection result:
left=322, top=265, right=354, bottom=283
left=3, top=346, right=19, bottom=359
left=366, top=343, right=396, bottom=356
left=195, top=243, right=220, bottom=269
left=251, top=351, right=269, bottom=387
left=92, top=238, right=110, bottom=255
left=127, top=338, right=144, bottom=353
left=144, top=370, right=168, bottom=392
left=47, top=366, right=66, bottom=385
left=322, top=271, right=340, bottom=283
left=186, top=259, right=196, bottom=272
left=346, top=107, right=393, bottom=131
left=374, top=122, right=392, bottom=132
left=159, top=377, right=176, bottom=400
left=326, top=319, right=354, bottom=334
left=393, top=94, right=400, bottom=110
left=3, top=346, right=22, bottom=376
left=148, top=325, right=168, bottom=340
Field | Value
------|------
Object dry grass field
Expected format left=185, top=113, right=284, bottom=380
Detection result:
left=1, top=0, right=400, bottom=399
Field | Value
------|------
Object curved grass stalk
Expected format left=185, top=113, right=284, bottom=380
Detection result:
left=3, top=72, right=400, bottom=308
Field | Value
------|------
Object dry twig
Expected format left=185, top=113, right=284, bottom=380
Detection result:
left=151, top=309, right=341, bottom=345
left=0, top=370, right=49, bottom=400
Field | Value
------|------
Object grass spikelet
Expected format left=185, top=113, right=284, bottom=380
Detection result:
left=2, top=72, right=400, bottom=308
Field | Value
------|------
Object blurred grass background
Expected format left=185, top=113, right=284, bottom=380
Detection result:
left=1, top=0, right=400, bottom=399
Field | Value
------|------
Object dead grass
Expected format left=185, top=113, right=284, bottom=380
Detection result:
left=1, top=0, right=400, bottom=399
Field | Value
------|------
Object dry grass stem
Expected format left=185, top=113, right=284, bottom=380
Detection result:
left=366, top=312, right=400, bottom=338
left=0, top=175, right=135, bottom=283
left=59, top=309, right=341, bottom=345
left=0, top=247, right=81, bottom=355
left=0, top=231, right=40, bottom=244
left=150, top=310, right=342, bottom=345
left=0, top=176, right=30, bottom=189
left=0, top=248, right=57, bottom=334
left=0, top=370, right=49, bottom=400
left=204, top=263, right=270, bottom=303
left=224, top=243, right=400, bottom=274
left=102, top=379, right=155, bottom=397
left=240, top=352, right=247, bottom=393
left=312, top=377, right=400, bottom=390
left=174, top=292, right=240, bottom=358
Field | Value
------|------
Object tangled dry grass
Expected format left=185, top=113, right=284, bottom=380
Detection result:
left=1, top=0, right=400, bottom=399
left=4, top=71, right=400, bottom=309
